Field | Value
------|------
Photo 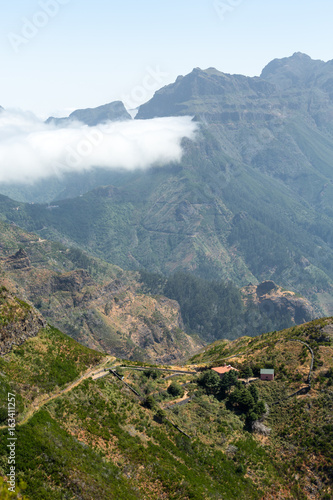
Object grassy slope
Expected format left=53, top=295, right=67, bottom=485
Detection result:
left=0, top=319, right=260, bottom=499
left=189, top=318, right=333, bottom=498
left=0, top=325, right=105, bottom=417
left=0, top=313, right=332, bottom=498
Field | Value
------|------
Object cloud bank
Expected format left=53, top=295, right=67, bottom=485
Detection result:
left=0, top=110, right=198, bottom=184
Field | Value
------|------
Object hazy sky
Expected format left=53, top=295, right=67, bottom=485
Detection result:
left=1, top=0, right=332, bottom=117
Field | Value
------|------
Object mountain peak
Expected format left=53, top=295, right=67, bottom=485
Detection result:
left=291, top=51, right=313, bottom=59
left=260, top=53, right=325, bottom=89
left=47, top=100, right=131, bottom=126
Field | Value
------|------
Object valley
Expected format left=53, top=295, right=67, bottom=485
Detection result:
left=0, top=289, right=332, bottom=499
left=1, top=52, right=333, bottom=499
left=1, top=54, right=333, bottom=317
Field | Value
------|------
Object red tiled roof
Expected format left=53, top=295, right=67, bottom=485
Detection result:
left=212, top=365, right=238, bottom=375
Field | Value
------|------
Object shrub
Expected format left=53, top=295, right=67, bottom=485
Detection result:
left=143, top=369, right=160, bottom=379
left=197, top=370, right=221, bottom=396
left=142, top=396, right=156, bottom=409
left=167, top=382, right=184, bottom=398
left=220, top=370, right=239, bottom=398
left=155, top=409, right=167, bottom=423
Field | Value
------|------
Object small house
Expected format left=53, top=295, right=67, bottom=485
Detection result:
left=260, top=369, right=274, bottom=381
left=212, top=365, right=238, bottom=379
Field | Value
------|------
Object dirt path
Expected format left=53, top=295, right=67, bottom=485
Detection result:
left=1, top=355, right=115, bottom=429
left=162, top=391, right=191, bottom=409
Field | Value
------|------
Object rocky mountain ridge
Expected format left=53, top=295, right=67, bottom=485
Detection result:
left=0, top=220, right=202, bottom=363
left=46, top=100, right=131, bottom=126
left=1, top=54, right=333, bottom=316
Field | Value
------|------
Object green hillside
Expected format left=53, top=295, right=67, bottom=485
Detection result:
left=1, top=139, right=332, bottom=316
left=0, top=293, right=332, bottom=498
left=0, top=219, right=317, bottom=362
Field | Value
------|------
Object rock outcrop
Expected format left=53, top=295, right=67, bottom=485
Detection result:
left=252, top=421, right=271, bottom=436
left=51, top=269, right=94, bottom=293
left=2, top=248, right=31, bottom=271
left=243, top=281, right=314, bottom=325
left=0, top=287, right=46, bottom=355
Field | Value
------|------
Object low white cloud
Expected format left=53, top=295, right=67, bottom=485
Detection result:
left=0, top=110, right=198, bottom=184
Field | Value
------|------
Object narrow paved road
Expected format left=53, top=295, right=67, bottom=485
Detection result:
left=118, top=366, right=197, bottom=375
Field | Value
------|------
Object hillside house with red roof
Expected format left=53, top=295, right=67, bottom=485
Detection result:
left=211, top=365, right=239, bottom=379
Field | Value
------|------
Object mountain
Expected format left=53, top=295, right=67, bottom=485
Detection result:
left=0, top=220, right=202, bottom=364
left=1, top=54, right=333, bottom=316
left=0, top=296, right=332, bottom=498
left=0, top=217, right=315, bottom=362
left=46, top=100, right=131, bottom=126
left=260, top=52, right=326, bottom=89
left=137, top=53, right=333, bottom=211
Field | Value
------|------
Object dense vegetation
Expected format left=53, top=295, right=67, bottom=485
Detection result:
left=139, top=270, right=303, bottom=341
left=0, top=307, right=332, bottom=498
left=197, top=369, right=266, bottom=424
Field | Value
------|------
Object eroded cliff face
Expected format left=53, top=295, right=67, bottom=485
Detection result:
left=242, top=281, right=314, bottom=325
left=93, top=291, right=202, bottom=364
left=0, top=287, right=46, bottom=355
left=1, top=246, right=203, bottom=363
left=2, top=248, right=31, bottom=271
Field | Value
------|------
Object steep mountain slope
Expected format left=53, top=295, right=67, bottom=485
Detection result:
left=0, top=315, right=259, bottom=499
left=0, top=219, right=314, bottom=358
left=0, top=220, right=202, bottom=364
left=188, top=317, right=333, bottom=499
left=1, top=54, right=333, bottom=315
left=1, top=142, right=332, bottom=316
left=0, top=297, right=332, bottom=499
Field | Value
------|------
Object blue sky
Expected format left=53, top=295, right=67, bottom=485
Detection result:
left=1, top=0, right=332, bottom=117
